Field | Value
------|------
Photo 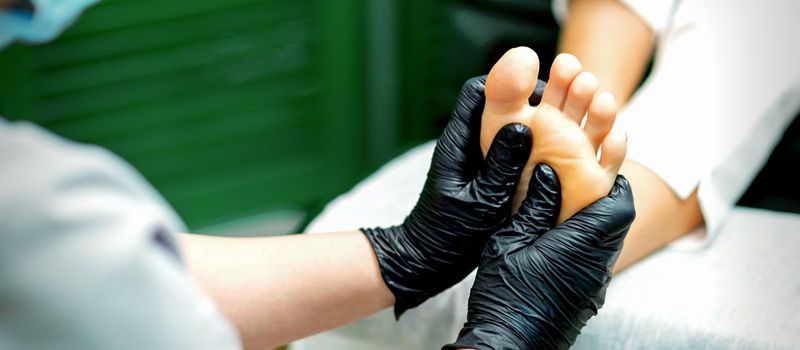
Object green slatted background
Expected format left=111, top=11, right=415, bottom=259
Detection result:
left=397, top=0, right=559, bottom=146
left=0, top=0, right=560, bottom=233
left=0, top=0, right=364, bottom=231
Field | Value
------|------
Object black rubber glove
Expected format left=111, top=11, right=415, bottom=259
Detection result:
left=444, top=164, right=636, bottom=350
left=362, top=76, right=547, bottom=317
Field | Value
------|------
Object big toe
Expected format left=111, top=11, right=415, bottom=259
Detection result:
left=484, top=47, right=541, bottom=113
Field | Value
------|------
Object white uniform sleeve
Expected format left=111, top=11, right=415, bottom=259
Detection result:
left=0, top=119, right=241, bottom=350
left=551, top=0, right=678, bottom=35
left=553, top=0, right=800, bottom=237
left=613, top=0, right=800, bottom=236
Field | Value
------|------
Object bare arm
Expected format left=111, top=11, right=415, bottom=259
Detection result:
left=175, top=77, right=546, bottom=349
left=558, top=0, right=654, bottom=105
left=178, top=231, right=394, bottom=350
left=614, top=161, right=703, bottom=271
left=558, top=0, right=703, bottom=272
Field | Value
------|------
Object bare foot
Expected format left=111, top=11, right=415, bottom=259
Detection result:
left=480, top=47, right=627, bottom=223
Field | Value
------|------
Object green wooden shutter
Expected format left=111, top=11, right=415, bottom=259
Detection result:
left=0, top=0, right=558, bottom=233
left=395, top=0, right=558, bottom=147
left=0, top=0, right=365, bottom=232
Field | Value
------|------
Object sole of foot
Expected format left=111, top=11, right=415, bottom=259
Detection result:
left=480, top=47, right=627, bottom=223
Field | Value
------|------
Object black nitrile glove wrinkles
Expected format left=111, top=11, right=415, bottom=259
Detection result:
left=444, top=165, right=635, bottom=350
left=362, top=76, right=548, bottom=317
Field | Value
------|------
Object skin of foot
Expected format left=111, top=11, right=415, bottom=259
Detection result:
left=480, top=47, right=627, bottom=223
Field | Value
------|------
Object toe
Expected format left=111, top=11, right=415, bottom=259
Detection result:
left=563, top=71, right=598, bottom=124
left=599, top=131, right=627, bottom=175
left=541, top=53, right=582, bottom=109
left=585, top=91, right=617, bottom=153
left=484, top=47, right=540, bottom=113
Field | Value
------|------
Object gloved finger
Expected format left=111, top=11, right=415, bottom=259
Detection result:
left=557, top=175, right=636, bottom=240
left=528, top=79, right=547, bottom=106
left=510, top=163, right=561, bottom=237
left=431, top=76, right=487, bottom=186
left=469, top=123, right=532, bottom=208
left=523, top=176, right=634, bottom=301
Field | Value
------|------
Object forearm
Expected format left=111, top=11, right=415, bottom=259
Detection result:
left=613, top=160, right=703, bottom=272
left=178, top=231, right=394, bottom=350
left=558, top=0, right=701, bottom=271
left=558, top=0, right=654, bottom=105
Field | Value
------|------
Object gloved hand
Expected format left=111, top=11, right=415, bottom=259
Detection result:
left=444, top=164, right=635, bottom=350
left=362, top=76, right=548, bottom=317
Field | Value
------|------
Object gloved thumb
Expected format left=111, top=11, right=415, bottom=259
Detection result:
left=470, top=123, right=532, bottom=209
left=510, top=163, right=561, bottom=238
